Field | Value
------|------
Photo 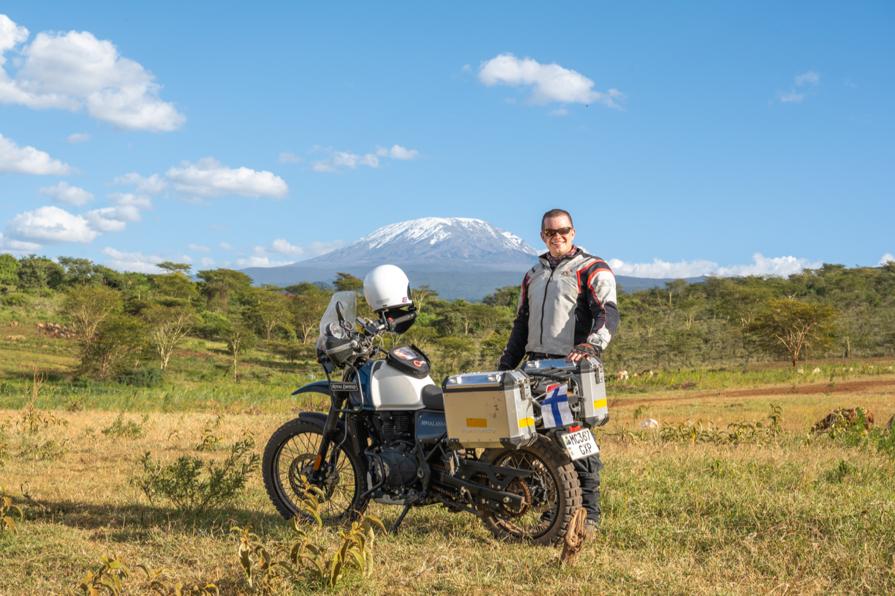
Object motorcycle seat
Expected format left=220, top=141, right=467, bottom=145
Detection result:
left=421, top=384, right=444, bottom=410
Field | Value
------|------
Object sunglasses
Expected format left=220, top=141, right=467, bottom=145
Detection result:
left=542, top=227, right=573, bottom=237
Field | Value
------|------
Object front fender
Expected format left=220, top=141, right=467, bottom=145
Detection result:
left=292, top=380, right=332, bottom=397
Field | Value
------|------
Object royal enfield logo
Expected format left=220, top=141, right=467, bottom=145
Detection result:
left=330, top=381, right=359, bottom=392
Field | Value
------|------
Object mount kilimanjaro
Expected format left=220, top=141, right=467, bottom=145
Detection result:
left=242, top=217, right=685, bottom=300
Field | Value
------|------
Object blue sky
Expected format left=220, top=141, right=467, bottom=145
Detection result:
left=1, top=2, right=893, bottom=277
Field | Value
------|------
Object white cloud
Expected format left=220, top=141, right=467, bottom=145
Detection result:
left=114, top=172, right=167, bottom=194
left=269, top=238, right=344, bottom=260
left=188, top=242, right=210, bottom=252
left=66, top=132, right=90, bottom=143
left=111, top=192, right=152, bottom=209
left=271, top=238, right=304, bottom=256
left=0, top=232, right=41, bottom=254
left=39, top=181, right=93, bottom=206
left=166, top=157, right=288, bottom=198
left=795, top=70, right=820, bottom=87
left=278, top=151, right=303, bottom=164
left=219, top=241, right=232, bottom=250
left=235, top=245, right=290, bottom=268
left=478, top=53, right=623, bottom=108
left=386, top=144, right=418, bottom=160
left=85, top=205, right=141, bottom=232
left=0, top=15, right=184, bottom=131
left=880, top=253, right=894, bottom=265
left=609, top=253, right=820, bottom=279
left=7, top=205, right=96, bottom=243
left=313, top=145, right=418, bottom=173
left=199, top=256, right=215, bottom=267
left=101, top=247, right=165, bottom=273
left=0, top=133, right=71, bottom=175
left=778, top=91, right=805, bottom=104
left=777, top=70, right=820, bottom=104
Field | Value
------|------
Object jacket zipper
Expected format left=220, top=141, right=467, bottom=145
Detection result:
left=538, top=264, right=557, bottom=345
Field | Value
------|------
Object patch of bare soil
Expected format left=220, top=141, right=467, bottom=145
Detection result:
left=612, top=377, right=895, bottom=408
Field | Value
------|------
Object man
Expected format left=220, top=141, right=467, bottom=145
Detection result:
left=498, top=208, right=620, bottom=532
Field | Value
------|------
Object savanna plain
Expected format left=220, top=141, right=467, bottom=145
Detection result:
left=2, top=266, right=895, bottom=594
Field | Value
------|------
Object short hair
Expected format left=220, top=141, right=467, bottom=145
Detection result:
left=541, top=208, right=574, bottom=230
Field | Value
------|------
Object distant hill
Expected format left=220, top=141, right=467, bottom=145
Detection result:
left=242, top=217, right=701, bottom=299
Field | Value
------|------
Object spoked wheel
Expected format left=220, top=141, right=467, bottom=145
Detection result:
left=479, top=437, right=582, bottom=545
left=262, top=417, right=368, bottom=523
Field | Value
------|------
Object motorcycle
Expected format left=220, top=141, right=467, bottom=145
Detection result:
left=262, top=291, right=609, bottom=545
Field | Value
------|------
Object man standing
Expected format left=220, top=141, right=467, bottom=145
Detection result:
left=498, top=208, right=620, bottom=532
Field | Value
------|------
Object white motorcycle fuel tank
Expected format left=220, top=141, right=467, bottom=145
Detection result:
left=367, top=346, right=434, bottom=410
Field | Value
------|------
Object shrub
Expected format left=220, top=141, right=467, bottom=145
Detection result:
left=232, top=479, right=384, bottom=590
left=1, top=488, right=24, bottom=534
left=101, top=414, right=148, bottom=440
left=115, top=366, right=163, bottom=387
left=133, top=436, right=259, bottom=513
left=76, top=555, right=218, bottom=595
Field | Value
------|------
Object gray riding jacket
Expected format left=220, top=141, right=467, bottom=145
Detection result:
left=498, top=247, right=620, bottom=370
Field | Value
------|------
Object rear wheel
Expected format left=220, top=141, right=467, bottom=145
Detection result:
left=479, top=436, right=582, bottom=545
left=262, top=417, right=368, bottom=523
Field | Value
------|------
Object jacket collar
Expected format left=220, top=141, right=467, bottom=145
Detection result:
left=539, top=246, right=581, bottom=268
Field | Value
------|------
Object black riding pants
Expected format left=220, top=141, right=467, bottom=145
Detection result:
left=574, top=452, right=602, bottom=523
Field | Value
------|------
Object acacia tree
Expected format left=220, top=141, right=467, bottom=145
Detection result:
left=247, top=288, right=292, bottom=340
left=62, top=285, right=123, bottom=346
left=747, top=297, right=837, bottom=366
left=145, top=304, right=194, bottom=371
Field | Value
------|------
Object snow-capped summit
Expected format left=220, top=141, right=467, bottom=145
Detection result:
left=301, top=217, right=539, bottom=270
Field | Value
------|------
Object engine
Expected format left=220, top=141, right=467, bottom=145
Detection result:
left=366, top=412, right=420, bottom=501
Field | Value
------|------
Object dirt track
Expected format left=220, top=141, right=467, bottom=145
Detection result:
left=610, top=377, right=895, bottom=409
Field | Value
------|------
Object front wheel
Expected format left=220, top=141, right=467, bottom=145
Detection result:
left=262, top=417, right=368, bottom=523
left=479, top=436, right=582, bottom=545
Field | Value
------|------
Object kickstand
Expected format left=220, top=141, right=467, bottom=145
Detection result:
left=389, top=503, right=412, bottom=534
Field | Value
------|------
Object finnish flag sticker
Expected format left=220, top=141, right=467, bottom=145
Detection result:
left=542, top=383, right=574, bottom=429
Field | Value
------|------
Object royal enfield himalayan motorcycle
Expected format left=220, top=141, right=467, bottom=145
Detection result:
left=262, top=291, right=607, bottom=545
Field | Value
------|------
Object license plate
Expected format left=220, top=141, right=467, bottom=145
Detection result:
left=560, top=429, right=599, bottom=461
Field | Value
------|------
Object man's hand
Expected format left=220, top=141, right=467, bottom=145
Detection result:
left=567, top=343, right=601, bottom=363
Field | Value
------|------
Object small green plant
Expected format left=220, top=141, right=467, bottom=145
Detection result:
left=17, top=377, right=69, bottom=461
left=76, top=555, right=218, bottom=595
left=78, top=555, right=129, bottom=595
left=101, top=413, right=148, bottom=440
left=1, top=488, right=24, bottom=534
left=232, top=479, right=384, bottom=590
left=195, top=415, right=222, bottom=451
left=823, top=459, right=856, bottom=484
left=658, top=405, right=783, bottom=445
left=133, top=436, right=259, bottom=513
left=102, top=413, right=149, bottom=439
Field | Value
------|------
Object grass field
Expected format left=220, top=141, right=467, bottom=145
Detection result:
left=1, top=325, right=895, bottom=594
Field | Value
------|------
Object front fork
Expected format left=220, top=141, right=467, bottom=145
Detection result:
left=309, top=392, right=347, bottom=483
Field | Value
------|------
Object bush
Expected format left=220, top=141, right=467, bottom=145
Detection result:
left=101, top=413, right=148, bottom=439
left=115, top=367, right=163, bottom=387
left=133, top=437, right=259, bottom=513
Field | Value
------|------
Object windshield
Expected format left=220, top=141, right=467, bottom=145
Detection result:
left=318, top=291, right=357, bottom=340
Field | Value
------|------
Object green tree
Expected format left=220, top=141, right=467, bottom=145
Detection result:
left=79, top=315, right=149, bottom=379
left=202, top=310, right=257, bottom=380
left=483, top=286, right=519, bottom=309
left=17, top=256, right=64, bottom=290
left=157, top=261, right=192, bottom=274
left=0, top=254, right=18, bottom=288
left=333, top=272, right=363, bottom=292
left=197, top=269, right=253, bottom=311
left=144, top=304, right=194, bottom=371
left=289, top=285, right=331, bottom=343
left=62, top=285, right=124, bottom=345
left=746, top=297, right=837, bottom=366
left=247, top=288, right=293, bottom=340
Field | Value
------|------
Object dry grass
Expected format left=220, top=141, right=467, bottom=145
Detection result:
left=1, top=378, right=894, bottom=594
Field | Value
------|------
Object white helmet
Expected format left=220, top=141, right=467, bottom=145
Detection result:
left=363, top=264, right=412, bottom=312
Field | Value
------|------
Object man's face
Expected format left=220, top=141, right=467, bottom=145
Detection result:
left=541, top=214, right=576, bottom=258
